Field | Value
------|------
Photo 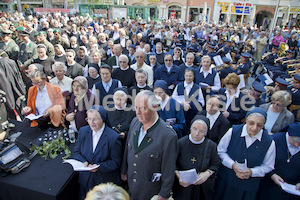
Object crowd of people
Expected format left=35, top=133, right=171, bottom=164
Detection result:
left=0, top=10, right=300, bottom=200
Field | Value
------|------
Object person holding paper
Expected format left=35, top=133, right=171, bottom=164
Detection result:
left=22, top=69, right=66, bottom=129
left=174, top=116, right=220, bottom=200
left=194, top=55, right=221, bottom=94
left=215, top=107, right=276, bottom=200
left=257, top=122, right=300, bottom=200
left=73, top=105, right=122, bottom=200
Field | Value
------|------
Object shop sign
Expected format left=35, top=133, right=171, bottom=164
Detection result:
left=218, top=2, right=252, bottom=6
left=279, top=7, right=300, bottom=13
left=87, top=0, right=113, bottom=5
left=33, top=8, right=70, bottom=13
left=221, top=5, right=251, bottom=15
left=94, top=9, right=107, bottom=17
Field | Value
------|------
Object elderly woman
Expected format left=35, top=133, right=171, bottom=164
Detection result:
left=259, top=90, right=294, bottom=134
left=215, top=108, right=276, bottom=200
left=174, top=116, right=220, bottom=200
left=54, top=44, right=66, bottom=63
left=106, top=88, right=135, bottom=142
left=73, top=105, right=122, bottom=200
left=22, top=70, right=65, bottom=129
left=112, top=54, right=136, bottom=88
left=129, top=68, right=152, bottom=96
left=257, top=122, right=300, bottom=200
left=66, top=76, right=95, bottom=131
left=86, top=64, right=101, bottom=89
left=218, top=73, right=247, bottom=125
left=154, top=80, right=186, bottom=138
left=49, top=62, right=73, bottom=93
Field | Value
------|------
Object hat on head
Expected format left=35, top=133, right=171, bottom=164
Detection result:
left=226, top=40, right=231, bottom=43
left=128, top=44, right=136, bottom=49
left=16, top=26, right=24, bottom=32
left=293, top=74, right=300, bottom=83
left=275, top=77, right=291, bottom=88
left=191, top=115, right=210, bottom=131
left=187, top=46, right=195, bottom=52
left=38, top=31, right=47, bottom=35
left=73, top=76, right=88, bottom=90
left=154, top=80, right=169, bottom=95
left=273, top=46, right=279, bottom=50
left=208, top=45, right=215, bottom=49
left=287, top=50, right=295, bottom=54
left=88, top=63, right=100, bottom=73
left=245, top=107, right=267, bottom=120
left=34, top=32, right=39, bottom=37
left=287, top=122, right=300, bottom=137
left=90, top=105, right=111, bottom=127
left=241, top=52, right=251, bottom=59
left=113, top=87, right=129, bottom=95
left=19, top=30, right=30, bottom=36
left=222, top=57, right=231, bottom=63
left=53, top=28, right=60, bottom=33
left=0, top=29, right=13, bottom=36
left=252, top=81, right=266, bottom=93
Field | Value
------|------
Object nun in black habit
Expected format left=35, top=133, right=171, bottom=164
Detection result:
left=173, top=115, right=220, bottom=200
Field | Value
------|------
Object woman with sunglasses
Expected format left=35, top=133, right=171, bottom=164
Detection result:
left=259, top=90, right=294, bottom=135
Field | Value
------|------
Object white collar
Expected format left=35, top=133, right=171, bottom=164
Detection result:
left=200, top=67, right=212, bottom=74
left=241, top=125, right=263, bottom=141
left=38, top=83, right=47, bottom=92
left=184, top=81, right=194, bottom=88
left=137, top=83, right=147, bottom=88
left=225, top=89, right=240, bottom=98
left=115, top=103, right=127, bottom=110
left=120, top=66, right=129, bottom=71
left=189, top=134, right=205, bottom=144
left=207, top=110, right=221, bottom=120
left=92, top=123, right=105, bottom=137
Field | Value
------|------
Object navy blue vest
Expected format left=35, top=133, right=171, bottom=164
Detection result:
left=226, top=125, right=272, bottom=191
left=195, top=68, right=217, bottom=86
left=94, top=79, right=118, bottom=105
left=272, top=132, right=300, bottom=184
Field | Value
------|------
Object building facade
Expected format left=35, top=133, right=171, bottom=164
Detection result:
left=212, top=0, right=300, bottom=28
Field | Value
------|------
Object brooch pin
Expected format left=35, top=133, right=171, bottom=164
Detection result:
left=148, top=138, right=152, bottom=143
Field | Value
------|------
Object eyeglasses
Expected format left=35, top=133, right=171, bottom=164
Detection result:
left=271, top=101, right=283, bottom=107
left=164, top=59, right=172, bottom=62
left=119, top=61, right=127, bottom=63
left=246, top=120, right=264, bottom=129
left=191, top=127, right=206, bottom=135
left=85, top=118, right=101, bottom=123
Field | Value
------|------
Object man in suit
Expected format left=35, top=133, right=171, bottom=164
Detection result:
left=197, top=95, right=231, bottom=144
left=73, top=105, right=122, bottom=199
left=121, top=90, right=178, bottom=200
left=106, top=44, right=123, bottom=70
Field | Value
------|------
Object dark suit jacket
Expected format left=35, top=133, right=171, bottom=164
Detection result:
left=73, top=125, right=122, bottom=189
left=197, top=111, right=231, bottom=144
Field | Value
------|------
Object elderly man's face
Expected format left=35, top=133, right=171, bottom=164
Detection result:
left=206, top=97, right=220, bottom=115
left=135, top=95, right=155, bottom=125
left=164, top=55, right=173, bottom=67
left=246, top=115, right=265, bottom=137
left=119, top=56, right=128, bottom=69
left=135, top=52, right=145, bottom=65
left=113, top=46, right=122, bottom=56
